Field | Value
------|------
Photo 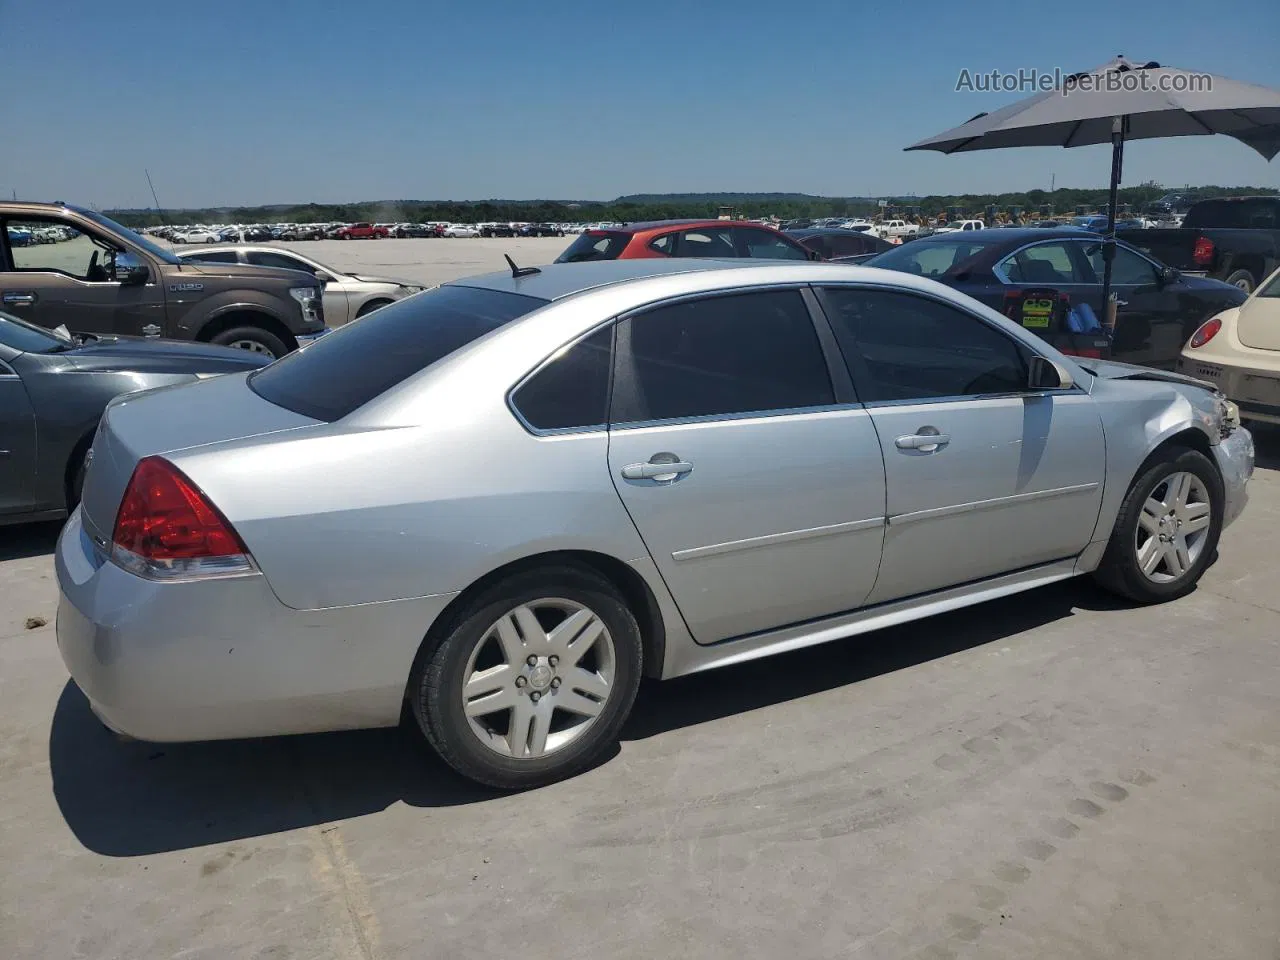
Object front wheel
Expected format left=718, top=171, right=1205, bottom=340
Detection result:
left=1224, top=269, right=1255, bottom=293
left=1093, top=447, right=1224, bottom=603
left=410, top=566, right=643, bottom=789
left=210, top=326, right=290, bottom=359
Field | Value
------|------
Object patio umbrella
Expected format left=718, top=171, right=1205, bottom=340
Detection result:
left=905, top=56, right=1280, bottom=320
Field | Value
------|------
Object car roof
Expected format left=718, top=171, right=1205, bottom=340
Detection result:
left=785, top=227, right=879, bottom=237
left=177, top=245, right=311, bottom=257
left=594, top=219, right=776, bottom=234
left=912, top=227, right=1096, bottom=244
left=449, top=258, right=761, bottom=301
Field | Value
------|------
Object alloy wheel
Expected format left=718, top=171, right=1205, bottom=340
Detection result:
left=1134, top=471, right=1212, bottom=583
left=461, top=599, right=616, bottom=760
left=227, top=339, right=273, bottom=355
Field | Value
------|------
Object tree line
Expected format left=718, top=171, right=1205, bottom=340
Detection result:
left=107, top=184, right=1277, bottom=227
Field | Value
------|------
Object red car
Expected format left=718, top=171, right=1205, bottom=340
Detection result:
left=334, top=222, right=389, bottom=240
left=554, top=219, right=821, bottom=263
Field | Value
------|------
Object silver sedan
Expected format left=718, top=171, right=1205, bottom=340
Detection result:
left=176, top=246, right=426, bottom=326
left=56, top=260, right=1254, bottom=789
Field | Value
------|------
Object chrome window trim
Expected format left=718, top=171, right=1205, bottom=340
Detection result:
left=0, top=358, right=18, bottom=377
left=609, top=401, right=867, bottom=433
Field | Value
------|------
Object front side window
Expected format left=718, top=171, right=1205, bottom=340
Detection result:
left=611, top=289, right=833, bottom=423
left=997, top=242, right=1089, bottom=285
left=866, top=236, right=999, bottom=279
left=735, top=228, right=808, bottom=260
left=821, top=287, right=1028, bottom=403
left=511, top=325, right=613, bottom=431
left=4, top=218, right=119, bottom=281
left=1082, top=243, right=1158, bottom=286
left=184, top=250, right=239, bottom=264
left=246, top=251, right=314, bottom=274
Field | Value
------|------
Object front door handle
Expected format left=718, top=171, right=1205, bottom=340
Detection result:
left=2, top=292, right=36, bottom=307
left=895, top=431, right=950, bottom=453
left=620, top=458, right=694, bottom=482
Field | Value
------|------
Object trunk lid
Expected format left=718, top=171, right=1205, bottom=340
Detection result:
left=1235, top=297, right=1280, bottom=352
left=80, top=372, right=319, bottom=542
left=1123, top=229, right=1202, bottom=271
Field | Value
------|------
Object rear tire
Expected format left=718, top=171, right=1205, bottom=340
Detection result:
left=1093, top=446, right=1224, bottom=603
left=1224, top=269, right=1255, bottom=293
left=410, top=565, right=643, bottom=790
left=210, top=325, right=290, bottom=359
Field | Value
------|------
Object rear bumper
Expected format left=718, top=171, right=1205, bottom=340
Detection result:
left=55, top=508, right=456, bottom=743
left=1214, top=427, right=1254, bottom=531
left=1177, top=358, right=1280, bottom=426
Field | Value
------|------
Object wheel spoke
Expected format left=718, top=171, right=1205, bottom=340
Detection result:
left=549, top=610, right=605, bottom=665
left=1169, top=473, right=1193, bottom=510
left=465, top=686, right=517, bottom=719
left=1139, top=499, right=1164, bottom=535
left=512, top=605, right=548, bottom=649
left=1181, top=513, right=1211, bottom=534
left=507, top=697, right=536, bottom=757
left=493, top=613, right=527, bottom=665
left=526, top=705, right=552, bottom=757
left=464, top=664, right=514, bottom=700
left=555, top=687, right=607, bottom=719
left=566, top=666, right=611, bottom=702
left=1138, top=538, right=1164, bottom=576
left=1180, top=499, right=1210, bottom=521
left=1169, top=537, right=1191, bottom=577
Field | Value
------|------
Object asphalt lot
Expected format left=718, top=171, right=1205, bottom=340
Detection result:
left=2, top=241, right=1278, bottom=959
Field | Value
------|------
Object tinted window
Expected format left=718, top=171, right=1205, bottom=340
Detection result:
left=827, top=234, right=878, bottom=259
left=0, top=310, right=67, bottom=353
left=648, top=233, right=675, bottom=255
left=246, top=251, right=313, bottom=273
left=249, top=285, right=547, bottom=422
left=673, top=228, right=737, bottom=258
left=998, top=241, right=1089, bottom=284
left=511, top=325, right=613, bottom=431
left=736, top=228, right=808, bottom=260
left=792, top=234, right=832, bottom=258
left=186, top=250, right=239, bottom=264
left=1083, top=243, right=1158, bottom=285
left=612, top=290, right=833, bottom=423
left=1184, top=198, right=1278, bottom=229
left=866, top=236, right=1000, bottom=278
left=821, top=288, right=1027, bottom=402
left=555, top=231, right=630, bottom=262
left=5, top=218, right=119, bottom=281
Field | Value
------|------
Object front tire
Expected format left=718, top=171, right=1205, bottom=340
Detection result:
left=410, top=565, right=643, bottom=790
left=355, top=298, right=393, bottom=318
left=210, top=325, right=290, bottom=358
left=1093, top=446, right=1224, bottom=603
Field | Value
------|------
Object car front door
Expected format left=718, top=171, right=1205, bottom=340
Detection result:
left=1079, top=240, right=1188, bottom=368
left=244, top=249, right=351, bottom=325
left=0, top=355, right=37, bottom=515
left=816, top=285, right=1105, bottom=604
left=606, top=288, right=887, bottom=644
left=1, top=216, right=165, bottom=337
left=991, top=239, right=1098, bottom=313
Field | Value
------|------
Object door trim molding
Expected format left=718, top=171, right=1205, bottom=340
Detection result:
left=888, top=481, right=1100, bottom=527
left=671, top=516, right=886, bottom=562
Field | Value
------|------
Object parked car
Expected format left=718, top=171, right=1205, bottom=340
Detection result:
left=1, top=202, right=328, bottom=357
left=177, top=228, right=220, bottom=244
left=480, top=223, right=518, bottom=238
left=178, top=246, right=425, bottom=326
left=519, top=223, right=565, bottom=238
left=875, top=219, right=920, bottom=240
left=1121, top=196, right=1280, bottom=293
left=334, top=222, right=389, bottom=240
left=443, top=224, right=481, bottom=238
left=0, top=310, right=268, bottom=526
left=392, top=224, right=436, bottom=238
left=1179, top=265, right=1280, bottom=425
left=56, top=259, right=1252, bottom=789
left=864, top=228, right=1248, bottom=368
left=785, top=227, right=894, bottom=263
left=555, top=220, right=818, bottom=263
left=934, top=219, right=987, bottom=233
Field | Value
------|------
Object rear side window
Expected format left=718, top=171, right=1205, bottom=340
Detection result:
left=246, top=251, right=312, bottom=273
left=511, top=326, right=613, bottom=431
left=672, top=228, right=737, bottom=258
left=249, top=285, right=547, bottom=421
left=612, top=290, right=833, bottom=423
left=735, top=228, right=809, bottom=260
left=184, top=250, right=239, bottom=264
left=555, top=231, right=630, bottom=262
left=1184, top=199, right=1278, bottom=229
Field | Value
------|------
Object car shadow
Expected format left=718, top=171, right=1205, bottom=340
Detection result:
left=0, top=519, right=63, bottom=561
left=49, top=579, right=1102, bottom=858
left=1249, top=422, right=1280, bottom=471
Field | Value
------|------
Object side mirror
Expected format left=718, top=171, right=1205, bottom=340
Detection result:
left=315, top=271, right=335, bottom=284
left=1028, top=355, right=1074, bottom=391
left=807, top=249, right=824, bottom=261
left=1159, top=265, right=1179, bottom=285
left=114, top=252, right=149, bottom=286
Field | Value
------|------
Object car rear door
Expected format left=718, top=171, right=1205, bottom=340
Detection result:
left=606, top=288, right=887, bottom=644
left=815, top=285, right=1105, bottom=603
left=0, top=355, right=38, bottom=515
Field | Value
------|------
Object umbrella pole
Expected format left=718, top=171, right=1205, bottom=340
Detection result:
left=1102, top=116, right=1125, bottom=330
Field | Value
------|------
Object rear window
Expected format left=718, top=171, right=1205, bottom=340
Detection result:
left=865, top=236, right=1001, bottom=278
left=248, top=285, right=547, bottom=421
left=1183, top=198, right=1279, bottom=229
left=555, top=230, right=631, bottom=263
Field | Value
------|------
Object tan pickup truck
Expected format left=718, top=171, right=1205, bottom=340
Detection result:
left=0, top=202, right=328, bottom=357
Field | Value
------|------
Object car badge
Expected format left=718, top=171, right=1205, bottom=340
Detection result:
left=141, top=324, right=161, bottom=338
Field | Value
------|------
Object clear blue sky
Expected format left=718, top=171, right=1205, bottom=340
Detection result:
left=2, top=0, right=1278, bottom=209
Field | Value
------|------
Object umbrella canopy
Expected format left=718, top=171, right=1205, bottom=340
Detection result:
left=907, top=57, right=1280, bottom=159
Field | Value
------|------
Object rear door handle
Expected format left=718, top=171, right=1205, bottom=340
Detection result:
left=2, top=292, right=36, bottom=306
left=621, top=460, right=693, bottom=482
left=895, top=433, right=950, bottom=452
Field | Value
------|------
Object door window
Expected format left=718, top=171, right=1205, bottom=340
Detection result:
left=821, top=288, right=1028, bottom=402
left=735, top=228, right=809, bottom=260
left=4, top=218, right=119, bottom=281
left=511, top=325, right=613, bottom=431
left=996, top=241, right=1089, bottom=285
left=186, top=250, right=239, bottom=264
left=672, top=228, right=738, bottom=258
left=1083, top=243, right=1159, bottom=285
left=611, top=289, right=833, bottom=423
left=246, top=250, right=314, bottom=273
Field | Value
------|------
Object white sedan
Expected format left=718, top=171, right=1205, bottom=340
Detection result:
left=1179, top=265, right=1280, bottom=425
left=443, top=224, right=481, bottom=238
left=177, top=228, right=220, bottom=244
left=178, top=246, right=425, bottom=326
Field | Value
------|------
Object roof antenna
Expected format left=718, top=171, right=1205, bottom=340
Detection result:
left=504, top=254, right=541, bottom=279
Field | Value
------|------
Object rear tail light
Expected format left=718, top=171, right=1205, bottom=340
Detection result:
left=111, top=457, right=255, bottom=581
left=1192, top=236, right=1215, bottom=266
left=1188, top=316, right=1223, bottom=349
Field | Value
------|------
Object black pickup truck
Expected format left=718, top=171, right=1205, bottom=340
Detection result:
left=1124, top=195, right=1280, bottom=294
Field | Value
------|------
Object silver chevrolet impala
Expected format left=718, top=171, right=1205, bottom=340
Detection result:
left=55, top=259, right=1255, bottom=789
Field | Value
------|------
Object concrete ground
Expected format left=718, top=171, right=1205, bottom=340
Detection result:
left=1, top=241, right=1278, bottom=959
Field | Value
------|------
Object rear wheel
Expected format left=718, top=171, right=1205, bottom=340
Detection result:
left=355, top=298, right=393, bottom=318
left=210, top=325, right=290, bottom=358
left=1093, top=447, right=1224, bottom=603
left=1224, top=269, right=1255, bottom=293
left=410, top=566, right=643, bottom=790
